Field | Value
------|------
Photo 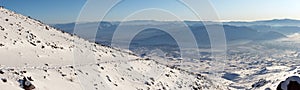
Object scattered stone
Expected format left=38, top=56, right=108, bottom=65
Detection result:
left=252, top=79, right=269, bottom=88
left=1, top=78, right=7, bottom=82
left=43, top=69, right=47, bottom=72
left=106, top=75, right=111, bottom=82
left=145, top=81, right=151, bottom=86
left=8, top=68, right=14, bottom=71
left=150, top=77, right=155, bottom=82
left=27, top=77, right=34, bottom=81
left=45, top=26, right=49, bottom=30
left=14, top=72, right=20, bottom=75
left=165, top=74, right=170, bottom=77
left=0, top=26, right=4, bottom=31
left=20, top=71, right=27, bottom=74
left=0, top=70, right=4, bottom=74
left=68, top=65, right=74, bottom=69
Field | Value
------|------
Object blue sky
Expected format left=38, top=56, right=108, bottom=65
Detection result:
left=1, top=0, right=85, bottom=24
left=1, top=0, right=300, bottom=24
left=211, top=0, right=300, bottom=21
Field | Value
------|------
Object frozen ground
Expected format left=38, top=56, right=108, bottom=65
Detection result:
left=1, top=7, right=300, bottom=90
left=170, top=35, right=300, bottom=89
left=0, top=7, right=224, bottom=90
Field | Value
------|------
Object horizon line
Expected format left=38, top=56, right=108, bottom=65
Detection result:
left=50, top=18, right=300, bottom=25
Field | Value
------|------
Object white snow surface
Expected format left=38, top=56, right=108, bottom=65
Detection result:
left=4, top=7, right=300, bottom=90
left=0, top=7, right=224, bottom=90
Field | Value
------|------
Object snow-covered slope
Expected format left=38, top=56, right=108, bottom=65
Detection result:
left=0, top=7, right=223, bottom=90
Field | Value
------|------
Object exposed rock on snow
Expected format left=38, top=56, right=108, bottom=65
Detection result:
left=277, top=76, right=300, bottom=90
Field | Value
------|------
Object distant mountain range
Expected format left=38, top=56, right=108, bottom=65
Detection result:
left=224, top=19, right=300, bottom=27
left=53, top=19, right=292, bottom=48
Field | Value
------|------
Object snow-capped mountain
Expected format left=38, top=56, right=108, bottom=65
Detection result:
left=0, top=7, right=223, bottom=90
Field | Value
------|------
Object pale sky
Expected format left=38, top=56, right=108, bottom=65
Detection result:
left=1, top=0, right=300, bottom=24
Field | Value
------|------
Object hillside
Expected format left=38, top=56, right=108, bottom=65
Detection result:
left=0, top=7, right=223, bottom=90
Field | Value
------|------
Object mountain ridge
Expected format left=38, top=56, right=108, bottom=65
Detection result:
left=0, top=7, right=224, bottom=90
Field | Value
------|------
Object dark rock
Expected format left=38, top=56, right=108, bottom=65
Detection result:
left=106, top=75, right=111, bottom=82
left=145, top=81, right=151, bottom=86
left=20, top=71, right=27, bottom=74
left=0, top=70, right=4, bottom=74
left=165, top=74, right=170, bottom=77
left=1, top=78, right=7, bottom=82
left=18, top=77, right=35, bottom=90
left=27, top=77, right=34, bottom=81
left=277, top=76, right=300, bottom=90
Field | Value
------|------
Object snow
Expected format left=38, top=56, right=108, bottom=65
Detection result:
left=0, top=7, right=222, bottom=90
left=3, top=6, right=300, bottom=90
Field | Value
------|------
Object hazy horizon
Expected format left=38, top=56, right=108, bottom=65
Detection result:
left=1, top=0, right=300, bottom=24
left=48, top=18, right=300, bottom=25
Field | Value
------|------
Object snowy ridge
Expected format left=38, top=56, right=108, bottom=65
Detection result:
left=0, top=7, right=223, bottom=90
